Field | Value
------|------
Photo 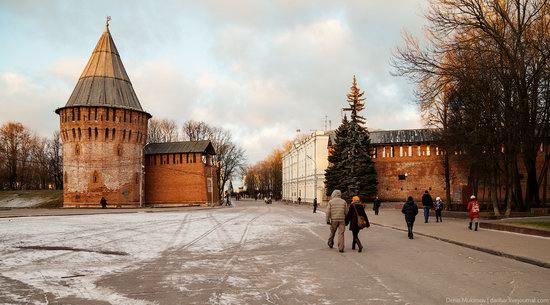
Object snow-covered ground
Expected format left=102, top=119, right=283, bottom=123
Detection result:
left=0, top=197, right=43, bottom=208
left=0, top=205, right=317, bottom=305
left=0, top=191, right=62, bottom=208
left=2, top=203, right=550, bottom=305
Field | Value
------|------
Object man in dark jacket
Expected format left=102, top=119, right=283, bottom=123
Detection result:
left=100, top=197, right=107, bottom=209
left=373, top=196, right=381, bottom=215
left=313, top=198, right=318, bottom=213
left=421, top=190, right=433, bottom=223
left=402, top=196, right=419, bottom=239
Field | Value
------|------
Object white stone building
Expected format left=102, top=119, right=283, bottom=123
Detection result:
left=282, top=131, right=331, bottom=205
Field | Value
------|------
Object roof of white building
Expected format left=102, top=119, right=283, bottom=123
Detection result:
left=327, top=128, right=439, bottom=146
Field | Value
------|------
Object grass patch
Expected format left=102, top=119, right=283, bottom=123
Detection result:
left=36, top=197, right=63, bottom=208
left=505, top=221, right=550, bottom=231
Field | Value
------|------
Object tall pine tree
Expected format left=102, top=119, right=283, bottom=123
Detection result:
left=325, top=76, right=378, bottom=202
left=325, top=116, right=350, bottom=196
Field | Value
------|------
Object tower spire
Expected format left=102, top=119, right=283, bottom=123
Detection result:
left=55, top=18, right=150, bottom=117
left=105, top=16, right=111, bottom=32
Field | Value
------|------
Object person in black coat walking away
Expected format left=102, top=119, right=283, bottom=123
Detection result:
left=421, top=190, right=433, bottom=223
left=373, top=196, right=381, bottom=215
left=100, top=197, right=107, bottom=209
left=402, top=196, right=419, bottom=239
left=298, top=197, right=301, bottom=205
left=313, top=198, right=318, bottom=213
left=345, top=196, right=370, bottom=252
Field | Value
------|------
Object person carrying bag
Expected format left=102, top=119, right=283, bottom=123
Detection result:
left=345, top=196, right=370, bottom=252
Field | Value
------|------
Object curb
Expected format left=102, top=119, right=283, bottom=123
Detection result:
left=371, top=222, right=550, bottom=270
left=480, top=222, right=550, bottom=238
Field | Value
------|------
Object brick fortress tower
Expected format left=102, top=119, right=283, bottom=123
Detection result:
left=55, top=20, right=151, bottom=208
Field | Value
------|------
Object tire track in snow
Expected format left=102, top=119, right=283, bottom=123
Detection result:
left=211, top=208, right=267, bottom=304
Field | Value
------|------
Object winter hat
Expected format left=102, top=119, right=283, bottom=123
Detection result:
left=352, top=196, right=360, bottom=202
left=436, top=197, right=441, bottom=201
left=470, top=195, right=476, bottom=199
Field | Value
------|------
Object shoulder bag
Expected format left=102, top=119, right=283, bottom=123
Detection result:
left=352, top=203, right=367, bottom=229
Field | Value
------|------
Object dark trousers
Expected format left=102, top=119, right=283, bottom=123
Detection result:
left=406, top=219, right=415, bottom=237
left=435, top=209, right=442, bottom=222
left=374, top=207, right=379, bottom=215
left=423, top=207, right=430, bottom=222
left=313, top=204, right=317, bottom=213
left=351, top=229, right=363, bottom=249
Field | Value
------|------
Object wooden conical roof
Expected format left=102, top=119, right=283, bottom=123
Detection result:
left=56, top=23, right=150, bottom=116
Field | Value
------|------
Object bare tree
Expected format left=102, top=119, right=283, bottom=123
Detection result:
left=243, top=148, right=284, bottom=200
left=393, top=0, right=550, bottom=215
left=208, top=127, right=246, bottom=202
left=47, top=131, right=63, bottom=190
left=147, top=118, right=180, bottom=143
left=182, top=120, right=212, bottom=141
left=181, top=120, right=247, bottom=201
left=0, top=122, right=32, bottom=189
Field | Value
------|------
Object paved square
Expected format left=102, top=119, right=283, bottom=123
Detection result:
left=1, top=201, right=549, bottom=304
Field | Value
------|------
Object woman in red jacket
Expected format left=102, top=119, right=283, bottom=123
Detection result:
left=466, top=195, right=480, bottom=231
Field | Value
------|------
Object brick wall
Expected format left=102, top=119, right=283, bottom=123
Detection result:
left=144, top=153, right=218, bottom=206
left=373, top=143, right=548, bottom=204
left=59, top=107, right=148, bottom=208
left=373, top=143, right=458, bottom=202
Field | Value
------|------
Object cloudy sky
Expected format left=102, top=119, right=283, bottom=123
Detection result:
left=0, top=0, right=429, bottom=164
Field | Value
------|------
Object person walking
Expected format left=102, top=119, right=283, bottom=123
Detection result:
left=313, top=198, right=318, bottom=213
left=298, top=197, right=301, bottom=205
left=345, top=196, right=370, bottom=252
left=421, top=190, right=434, bottom=223
left=225, top=191, right=232, bottom=207
left=100, top=197, right=107, bottom=209
left=326, top=190, right=348, bottom=253
left=434, top=196, right=443, bottom=222
left=402, top=196, right=419, bottom=239
left=467, top=195, right=480, bottom=231
left=373, top=196, right=381, bottom=215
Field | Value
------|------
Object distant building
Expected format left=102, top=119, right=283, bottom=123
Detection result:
left=282, top=131, right=331, bottom=204
left=55, top=22, right=217, bottom=208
